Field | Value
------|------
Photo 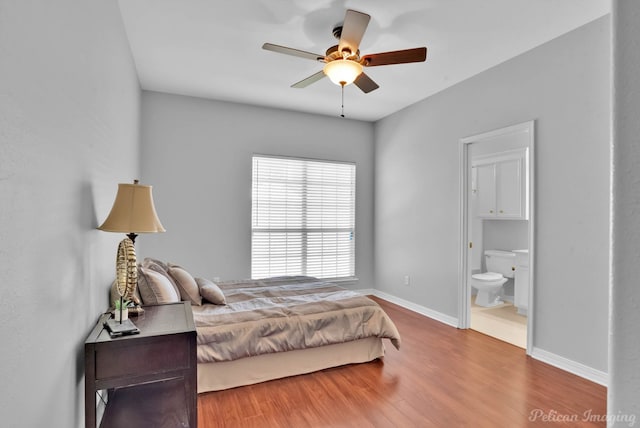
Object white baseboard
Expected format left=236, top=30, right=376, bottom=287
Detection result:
left=531, top=347, right=608, bottom=386
left=356, top=288, right=608, bottom=386
left=355, top=288, right=459, bottom=328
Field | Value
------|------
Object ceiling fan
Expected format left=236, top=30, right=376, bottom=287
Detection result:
left=262, top=9, right=427, bottom=94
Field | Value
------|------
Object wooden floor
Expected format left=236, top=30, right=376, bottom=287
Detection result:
left=198, top=297, right=606, bottom=427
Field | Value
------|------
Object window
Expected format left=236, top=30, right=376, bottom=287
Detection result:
left=251, top=155, right=356, bottom=280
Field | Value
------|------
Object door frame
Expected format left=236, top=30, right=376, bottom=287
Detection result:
left=458, top=120, right=535, bottom=354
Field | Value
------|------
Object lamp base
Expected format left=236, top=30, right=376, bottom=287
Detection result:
left=104, top=318, right=140, bottom=337
left=128, top=305, right=145, bottom=316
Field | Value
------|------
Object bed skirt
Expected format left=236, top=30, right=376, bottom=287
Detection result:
left=197, top=337, right=385, bottom=393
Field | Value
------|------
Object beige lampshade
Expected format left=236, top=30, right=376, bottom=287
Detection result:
left=98, top=181, right=165, bottom=234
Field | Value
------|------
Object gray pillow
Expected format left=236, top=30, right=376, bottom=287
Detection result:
left=142, top=257, right=170, bottom=272
left=144, top=260, right=181, bottom=300
left=196, top=277, right=226, bottom=305
left=137, top=266, right=180, bottom=304
left=167, top=266, right=202, bottom=306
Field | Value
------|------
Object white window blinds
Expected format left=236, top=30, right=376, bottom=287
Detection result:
left=251, top=155, right=356, bottom=280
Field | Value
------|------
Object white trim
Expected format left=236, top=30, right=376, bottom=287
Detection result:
left=458, top=120, right=535, bottom=355
left=357, top=289, right=608, bottom=385
left=471, top=148, right=527, bottom=166
left=251, top=155, right=356, bottom=279
left=531, top=347, right=609, bottom=387
left=253, top=153, right=355, bottom=166
left=355, top=289, right=459, bottom=328
left=460, top=121, right=532, bottom=144
left=527, top=123, right=536, bottom=354
left=458, top=138, right=471, bottom=329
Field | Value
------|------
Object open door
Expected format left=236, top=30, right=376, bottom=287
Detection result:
left=458, top=121, right=535, bottom=354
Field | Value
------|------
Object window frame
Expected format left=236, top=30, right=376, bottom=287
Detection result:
left=251, top=154, right=356, bottom=281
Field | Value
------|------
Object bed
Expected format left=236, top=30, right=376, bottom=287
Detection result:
left=192, top=276, right=401, bottom=392
left=116, top=260, right=401, bottom=393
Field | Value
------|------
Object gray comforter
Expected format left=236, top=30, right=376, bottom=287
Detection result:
left=192, top=276, right=401, bottom=363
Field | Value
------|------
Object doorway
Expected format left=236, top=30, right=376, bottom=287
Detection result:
left=458, top=121, right=535, bottom=353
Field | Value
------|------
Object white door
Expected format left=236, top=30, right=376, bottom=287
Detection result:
left=476, top=163, right=496, bottom=217
left=496, top=158, right=523, bottom=218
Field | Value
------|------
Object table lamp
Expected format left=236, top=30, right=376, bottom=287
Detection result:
left=98, top=179, right=165, bottom=323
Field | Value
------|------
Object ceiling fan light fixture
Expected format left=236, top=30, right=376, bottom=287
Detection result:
left=323, top=59, right=363, bottom=86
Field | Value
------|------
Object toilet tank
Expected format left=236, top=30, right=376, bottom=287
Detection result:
left=484, top=250, right=516, bottom=278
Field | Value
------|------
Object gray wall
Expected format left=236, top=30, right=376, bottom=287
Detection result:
left=610, top=0, right=640, bottom=420
left=0, top=1, right=140, bottom=427
left=483, top=220, right=529, bottom=255
left=139, top=92, right=375, bottom=289
left=374, top=16, right=610, bottom=372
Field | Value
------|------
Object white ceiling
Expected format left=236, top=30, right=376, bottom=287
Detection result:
left=117, top=0, right=610, bottom=122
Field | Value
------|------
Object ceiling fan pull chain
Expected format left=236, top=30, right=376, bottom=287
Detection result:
left=341, top=83, right=345, bottom=118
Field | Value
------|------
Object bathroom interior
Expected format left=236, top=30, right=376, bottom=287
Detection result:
left=468, top=130, right=530, bottom=349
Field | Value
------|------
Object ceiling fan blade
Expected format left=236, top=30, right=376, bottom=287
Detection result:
left=338, top=10, right=370, bottom=55
left=354, top=72, right=379, bottom=93
left=262, top=43, right=325, bottom=62
left=362, top=47, right=427, bottom=67
left=291, top=70, right=326, bottom=88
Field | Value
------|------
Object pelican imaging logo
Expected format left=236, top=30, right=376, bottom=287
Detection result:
left=528, top=409, right=636, bottom=426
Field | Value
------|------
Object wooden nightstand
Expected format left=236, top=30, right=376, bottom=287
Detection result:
left=84, top=302, right=197, bottom=428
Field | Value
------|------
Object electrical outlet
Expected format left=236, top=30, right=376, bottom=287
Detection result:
left=404, top=275, right=410, bottom=286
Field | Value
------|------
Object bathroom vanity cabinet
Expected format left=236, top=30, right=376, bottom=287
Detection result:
left=473, top=149, right=528, bottom=220
left=514, top=250, right=529, bottom=315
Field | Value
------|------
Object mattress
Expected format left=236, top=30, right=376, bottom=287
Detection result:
left=192, top=276, right=401, bottom=391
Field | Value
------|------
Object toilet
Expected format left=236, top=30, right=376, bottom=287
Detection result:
left=472, top=250, right=516, bottom=307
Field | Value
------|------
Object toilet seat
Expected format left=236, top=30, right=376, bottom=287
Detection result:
left=472, top=272, right=503, bottom=281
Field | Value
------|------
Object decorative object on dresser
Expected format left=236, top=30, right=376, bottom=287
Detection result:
left=103, top=238, right=138, bottom=334
left=98, top=179, right=165, bottom=318
left=112, top=298, right=130, bottom=322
